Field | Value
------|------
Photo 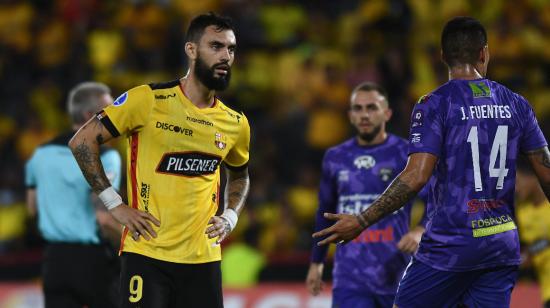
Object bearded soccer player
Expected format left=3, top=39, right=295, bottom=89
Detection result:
left=314, top=17, right=550, bottom=307
left=69, top=13, right=250, bottom=308
left=306, top=82, right=426, bottom=308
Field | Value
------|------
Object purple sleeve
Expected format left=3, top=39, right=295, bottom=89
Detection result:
left=416, top=182, right=431, bottom=227
left=408, top=94, right=444, bottom=157
left=519, top=97, right=547, bottom=152
left=311, top=151, right=337, bottom=263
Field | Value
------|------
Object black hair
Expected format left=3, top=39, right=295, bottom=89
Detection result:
left=351, top=82, right=389, bottom=106
left=185, top=12, right=234, bottom=43
left=441, top=16, right=488, bottom=67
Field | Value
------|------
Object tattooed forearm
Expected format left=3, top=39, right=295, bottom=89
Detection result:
left=526, top=147, right=550, bottom=200
left=357, top=178, right=417, bottom=229
left=526, top=147, right=550, bottom=168
left=72, top=142, right=111, bottom=193
left=225, top=168, right=250, bottom=214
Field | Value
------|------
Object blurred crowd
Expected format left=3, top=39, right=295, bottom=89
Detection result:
left=1, top=0, right=549, bottom=284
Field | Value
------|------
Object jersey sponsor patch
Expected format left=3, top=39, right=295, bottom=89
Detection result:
left=113, top=92, right=128, bottom=106
left=412, top=110, right=423, bottom=127
left=468, top=81, right=491, bottom=98
left=156, top=152, right=221, bottom=177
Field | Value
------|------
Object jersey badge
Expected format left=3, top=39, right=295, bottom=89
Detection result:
left=214, top=132, right=227, bottom=150
left=354, top=155, right=376, bottom=170
left=113, top=92, right=128, bottom=106
left=379, top=168, right=393, bottom=182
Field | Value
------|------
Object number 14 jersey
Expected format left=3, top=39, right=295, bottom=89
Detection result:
left=409, top=78, right=547, bottom=271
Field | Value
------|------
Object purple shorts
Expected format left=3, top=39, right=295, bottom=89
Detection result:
left=395, top=258, right=518, bottom=308
left=333, top=288, right=394, bottom=308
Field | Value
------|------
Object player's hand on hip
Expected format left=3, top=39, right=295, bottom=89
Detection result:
left=312, top=213, right=363, bottom=246
left=397, top=226, right=424, bottom=254
left=206, top=216, right=231, bottom=244
left=109, top=204, right=160, bottom=241
left=306, top=263, right=324, bottom=296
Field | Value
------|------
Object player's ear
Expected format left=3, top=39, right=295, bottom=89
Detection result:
left=479, top=45, right=489, bottom=64
left=185, top=42, right=197, bottom=60
left=384, top=108, right=393, bottom=121
left=440, top=49, right=447, bottom=66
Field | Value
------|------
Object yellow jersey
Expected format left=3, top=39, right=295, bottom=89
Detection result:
left=98, top=80, right=250, bottom=264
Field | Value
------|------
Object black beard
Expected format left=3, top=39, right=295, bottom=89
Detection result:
left=194, top=56, right=231, bottom=91
left=358, top=124, right=382, bottom=143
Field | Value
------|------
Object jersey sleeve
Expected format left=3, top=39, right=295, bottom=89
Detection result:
left=25, top=153, right=37, bottom=188
left=98, top=85, right=154, bottom=137
left=100, top=148, right=122, bottom=191
left=408, top=94, right=445, bottom=157
left=311, top=150, right=338, bottom=263
left=224, top=113, right=250, bottom=170
left=518, top=96, right=547, bottom=152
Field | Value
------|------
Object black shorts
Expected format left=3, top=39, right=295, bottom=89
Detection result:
left=42, top=242, right=119, bottom=308
left=119, top=252, right=223, bottom=308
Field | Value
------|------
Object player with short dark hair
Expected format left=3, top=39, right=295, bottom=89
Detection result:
left=314, top=16, right=550, bottom=307
left=26, top=81, right=121, bottom=308
left=68, top=12, right=250, bottom=308
left=306, top=82, right=426, bottom=307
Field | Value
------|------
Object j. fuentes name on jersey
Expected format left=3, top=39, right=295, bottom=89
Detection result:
left=460, top=105, right=512, bottom=120
left=156, top=152, right=221, bottom=177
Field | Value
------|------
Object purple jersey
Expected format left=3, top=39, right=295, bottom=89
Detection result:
left=409, top=78, right=547, bottom=271
left=312, top=134, right=424, bottom=295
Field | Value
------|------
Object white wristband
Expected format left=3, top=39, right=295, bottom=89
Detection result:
left=98, top=187, right=122, bottom=210
left=221, top=208, right=239, bottom=231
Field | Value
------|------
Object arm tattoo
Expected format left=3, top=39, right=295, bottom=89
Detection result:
left=526, top=147, right=550, bottom=200
left=72, top=142, right=111, bottom=193
left=71, top=118, right=111, bottom=194
left=358, top=178, right=417, bottom=228
left=225, top=169, right=250, bottom=214
left=525, top=147, right=550, bottom=168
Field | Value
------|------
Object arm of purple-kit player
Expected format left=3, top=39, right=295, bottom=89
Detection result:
left=313, top=153, right=437, bottom=246
left=526, top=146, right=550, bottom=202
left=313, top=94, right=441, bottom=245
left=518, top=97, right=550, bottom=202
left=307, top=152, right=337, bottom=295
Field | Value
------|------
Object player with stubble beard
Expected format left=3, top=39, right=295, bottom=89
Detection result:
left=306, top=82, right=427, bottom=307
left=69, top=13, right=250, bottom=308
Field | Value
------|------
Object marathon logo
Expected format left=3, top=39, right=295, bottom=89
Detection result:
left=155, top=93, right=176, bottom=100
left=156, top=152, right=221, bottom=177
left=156, top=121, right=193, bottom=136
left=186, top=116, right=214, bottom=127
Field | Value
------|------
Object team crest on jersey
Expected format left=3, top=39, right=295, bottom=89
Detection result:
left=113, top=92, right=128, bottom=106
left=354, top=155, right=376, bottom=170
left=214, top=132, right=226, bottom=150
left=379, top=168, right=393, bottom=182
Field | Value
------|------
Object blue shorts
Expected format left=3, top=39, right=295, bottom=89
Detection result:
left=333, top=288, right=394, bottom=308
left=395, top=258, right=518, bottom=308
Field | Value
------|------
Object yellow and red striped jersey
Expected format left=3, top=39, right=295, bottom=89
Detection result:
left=99, top=80, right=250, bottom=264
